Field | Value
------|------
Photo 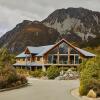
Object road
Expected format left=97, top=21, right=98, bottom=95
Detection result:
left=0, top=78, right=79, bottom=100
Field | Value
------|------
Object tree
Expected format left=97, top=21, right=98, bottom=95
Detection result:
left=0, top=48, right=27, bottom=89
left=0, top=48, right=15, bottom=68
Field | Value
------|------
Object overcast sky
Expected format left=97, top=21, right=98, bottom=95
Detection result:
left=0, top=0, right=100, bottom=37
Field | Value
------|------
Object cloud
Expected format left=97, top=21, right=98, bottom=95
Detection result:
left=0, top=5, right=42, bottom=36
left=0, top=0, right=100, bottom=36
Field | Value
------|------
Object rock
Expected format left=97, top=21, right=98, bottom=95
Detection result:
left=55, top=69, right=79, bottom=80
left=55, top=76, right=64, bottom=80
left=87, top=89, right=96, bottom=98
left=41, top=76, right=48, bottom=80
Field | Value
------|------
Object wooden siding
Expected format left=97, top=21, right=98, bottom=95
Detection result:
left=16, top=58, right=31, bottom=64
left=35, top=57, right=44, bottom=64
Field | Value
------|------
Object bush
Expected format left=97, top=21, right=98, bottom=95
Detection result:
left=47, top=66, right=60, bottom=79
left=0, top=48, right=27, bottom=89
left=29, top=70, right=42, bottom=78
left=70, top=67, right=77, bottom=71
left=89, top=79, right=100, bottom=97
left=79, top=57, right=100, bottom=96
left=16, top=68, right=29, bottom=76
left=41, top=71, right=47, bottom=77
left=0, top=66, right=27, bottom=89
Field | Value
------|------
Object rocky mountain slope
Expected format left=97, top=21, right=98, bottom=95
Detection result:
left=42, top=7, right=100, bottom=46
left=0, top=7, right=100, bottom=53
left=0, top=20, right=60, bottom=53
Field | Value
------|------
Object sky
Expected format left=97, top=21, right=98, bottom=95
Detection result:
left=0, top=0, right=100, bottom=37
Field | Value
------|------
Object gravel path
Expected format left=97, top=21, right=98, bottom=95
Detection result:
left=0, top=79, right=79, bottom=100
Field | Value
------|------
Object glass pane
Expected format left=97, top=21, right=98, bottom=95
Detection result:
left=48, top=55, right=53, bottom=63
left=70, top=47, right=78, bottom=54
left=48, top=55, right=57, bottom=64
left=59, top=42, right=68, bottom=54
left=70, top=55, right=74, bottom=64
left=59, top=55, right=68, bottom=64
left=75, top=55, right=79, bottom=64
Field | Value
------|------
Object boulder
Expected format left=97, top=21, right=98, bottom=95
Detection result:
left=55, top=69, right=79, bottom=80
left=87, top=89, right=96, bottom=98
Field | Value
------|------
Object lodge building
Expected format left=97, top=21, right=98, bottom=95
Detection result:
left=13, top=39, right=96, bottom=71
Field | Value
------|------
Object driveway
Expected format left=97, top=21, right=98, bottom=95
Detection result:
left=0, top=78, right=79, bottom=100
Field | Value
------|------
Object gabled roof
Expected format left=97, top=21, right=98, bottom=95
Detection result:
left=16, top=45, right=54, bottom=58
left=26, top=45, right=54, bottom=56
left=16, top=52, right=31, bottom=58
left=75, top=47, right=96, bottom=57
left=42, top=39, right=96, bottom=57
left=16, top=39, right=96, bottom=58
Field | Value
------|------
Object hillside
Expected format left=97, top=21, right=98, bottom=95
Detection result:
left=0, top=20, right=60, bottom=53
left=42, top=7, right=100, bottom=47
left=0, top=7, right=100, bottom=53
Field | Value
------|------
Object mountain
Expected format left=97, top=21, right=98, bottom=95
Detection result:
left=0, top=20, right=60, bottom=53
left=0, top=7, right=100, bottom=53
left=42, top=7, right=100, bottom=47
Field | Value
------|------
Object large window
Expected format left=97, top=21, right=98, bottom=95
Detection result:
left=59, top=55, right=68, bottom=64
left=70, top=47, right=78, bottom=54
left=47, top=42, right=79, bottom=64
left=70, top=55, right=74, bottom=64
left=59, top=43, right=68, bottom=54
left=48, top=55, right=57, bottom=64
left=75, top=55, right=79, bottom=64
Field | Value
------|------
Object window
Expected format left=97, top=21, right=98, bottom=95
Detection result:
left=27, top=57, right=30, bottom=61
left=48, top=55, right=57, bottom=64
left=75, top=55, right=79, bottom=64
left=59, top=43, right=68, bottom=54
left=22, top=58, right=25, bottom=61
left=70, top=47, right=78, bottom=54
left=59, top=55, right=68, bottom=64
left=37, top=57, right=40, bottom=61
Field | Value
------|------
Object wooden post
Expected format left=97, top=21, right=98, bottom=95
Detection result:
left=30, top=67, right=32, bottom=71
left=30, top=54, right=32, bottom=62
left=68, top=47, right=70, bottom=64
left=41, top=57, right=46, bottom=72
left=74, top=54, right=75, bottom=64
left=21, top=66, right=22, bottom=69
left=57, top=46, right=59, bottom=64
left=36, top=66, right=37, bottom=70
left=51, top=55, right=54, bottom=64
left=42, top=65, right=46, bottom=72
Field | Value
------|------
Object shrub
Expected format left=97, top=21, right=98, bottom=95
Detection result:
left=0, top=48, right=27, bottom=89
left=47, top=66, right=60, bottom=79
left=41, top=71, right=47, bottom=77
left=18, top=74, right=28, bottom=84
left=70, top=67, right=77, bottom=71
left=89, top=79, right=100, bottom=97
left=79, top=57, right=100, bottom=96
left=0, top=66, right=27, bottom=89
left=16, top=81, right=22, bottom=86
left=29, top=70, right=42, bottom=78
left=16, top=68, right=29, bottom=76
